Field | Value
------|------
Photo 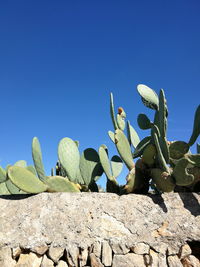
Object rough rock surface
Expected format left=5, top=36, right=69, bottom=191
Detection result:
left=0, top=192, right=200, bottom=266
left=0, top=192, right=200, bottom=249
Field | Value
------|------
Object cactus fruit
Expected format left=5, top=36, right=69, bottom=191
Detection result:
left=32, top=137, right=46, bottom=181
left=116, top=107, right=126, bottom=131
left=137, top=114, right=152, bottom=130
left=188, top=105, right=200, bottom=147
left=46, top=176, right=80, bottom=192
left=151, top=168, right=175, bottom=192
left=8, top=166, right=47, bottom=193
left=58, top=137, right=80, bottom=182
left=114, top=129, right=135, bottom=170
left=137, top=84, right=159, bottom=110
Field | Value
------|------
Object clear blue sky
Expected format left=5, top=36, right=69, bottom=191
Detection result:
left=0, top=0, right=200, bottom=186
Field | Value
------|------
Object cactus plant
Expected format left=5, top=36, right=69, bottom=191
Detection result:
left=32, top=137, right=46, bottom=181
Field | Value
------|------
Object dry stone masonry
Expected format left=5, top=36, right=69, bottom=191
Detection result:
left=0, top=192, right=200, bottom=266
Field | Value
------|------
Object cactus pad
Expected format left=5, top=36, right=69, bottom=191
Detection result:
left=114, top=129, right=135, bottom=170
left=58, top=137, right=80, bottom=182
left=137, top=84, right=159, bottom=110
left=8, top=166, right=47, bottom=193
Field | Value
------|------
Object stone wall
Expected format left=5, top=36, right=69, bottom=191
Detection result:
left=0, top=192, right=200, bottom=266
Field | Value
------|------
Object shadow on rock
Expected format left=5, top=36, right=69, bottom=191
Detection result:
left=178, top=192, right=200, bottom=217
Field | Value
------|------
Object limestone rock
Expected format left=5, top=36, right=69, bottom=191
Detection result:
left=179, top=244, right=192, bottom=259
left=90, top=253, right=104, bottom=267
left=0, top=193, right=200, bottom=250
left=182, top=255, right=200, bottom=267
left=41, top=254, right=54, bottom=267
left=112, top=253, right=146, bottom=267
left=16, top=252, right=42, bottom=267
left=47, top=246, right=64, bottom=263
left=131, top=242, right=150, bottom=255
left=57, top=260, right=69, bottom=267
left=65, top=245, right=79, bottom=267
left=110, top=241, right=130, bottom=255
left=91, top=241, right=101, bottom=258
left=31, top=245, right=49, bottom=255
left=0, top=247, right=16, bottom=267
left=167, top=255, right=183, bottom=267
left=79, top=247, right=88, bottom=267
left=12, top=246, right=22, bottom=259
left=101, top=241, right=112, bottom=266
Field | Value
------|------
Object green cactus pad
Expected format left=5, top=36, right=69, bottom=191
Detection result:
left=46, top=176, right=80, bottom=192
left=26, top=165, right=37, bottom=176
left=110, top=155, right=123, bottom=178
left=76, top=168, right=85, bottom=184
left=58, top=137, right=80, bottom=182
left=99, top=145, right=113, bottom=180
left=110, top=93, right=118, bottom=130
left=188, top=105, right=200, bottom=147
left=142, top=144, right=156, bottom=166
left=8, top=166, right=47, bottom=193
left=172, top=158, right=194, bottom=186
left=114, top=129, right=135, bottom=170
left=169, top=141, right=189, bottom=160
left=137, top=114, right=152, bottom=130
left=133, top=136, right=151, bottom=158
left=0, top=182, right=10, bottom=195
left=152, top=125, right=169, bottom=173
left=0, top=167, right=6, bottom=183
left=74, top=140, right=79, bottom=147
left=32, top=137, right=46, bottom=181
left=80, top=148, right=102, bottom=186
left=6, top=179, right=21, bottom=194
left=137, top=84, right=159, bottom=110
left=14, top=160, right=27, bottom=168
left=127, top=121, right=140, bottom=148
left=108, top=131, right=115, bottom=143
left=116, top=114, right=126, bottom=131
left=151, top=168, right=175, bottom=192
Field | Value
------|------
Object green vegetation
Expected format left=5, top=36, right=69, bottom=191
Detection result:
left=0, top=84, right=200, bottom=195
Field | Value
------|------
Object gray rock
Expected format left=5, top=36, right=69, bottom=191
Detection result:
left=110, top=240, right=130, bottom=255
left=179, top=244, right=192, bottom=259
left=101, top=241, right=112, bottom=266
left=0, top=192, right=200, bottom=259
left=112, top=254, right=146, bottom=267
left=182, top=255, right=200, bottom=267
left=47, top=246, right=64, bottom=263
left=167, top=255, right=183, bottom=267
left=65, top=245, right=79, bottom=267
left=0, top=247, right=16, bottom=267
left=131, top=242, right=150, bottom=254
left=41, top=254, right=54, bottom=267
left=57, top=260, right=69, bottom=267
left=16, top=252, right=42, bottom=267
left=91, top=241, right=101, bottom=258
left=90, top=253, right=104, bottom=267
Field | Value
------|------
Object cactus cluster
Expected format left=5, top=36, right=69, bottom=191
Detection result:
left=108, top=84, right=200, bottom=193
left=0, top=84, right=199, bottom=195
